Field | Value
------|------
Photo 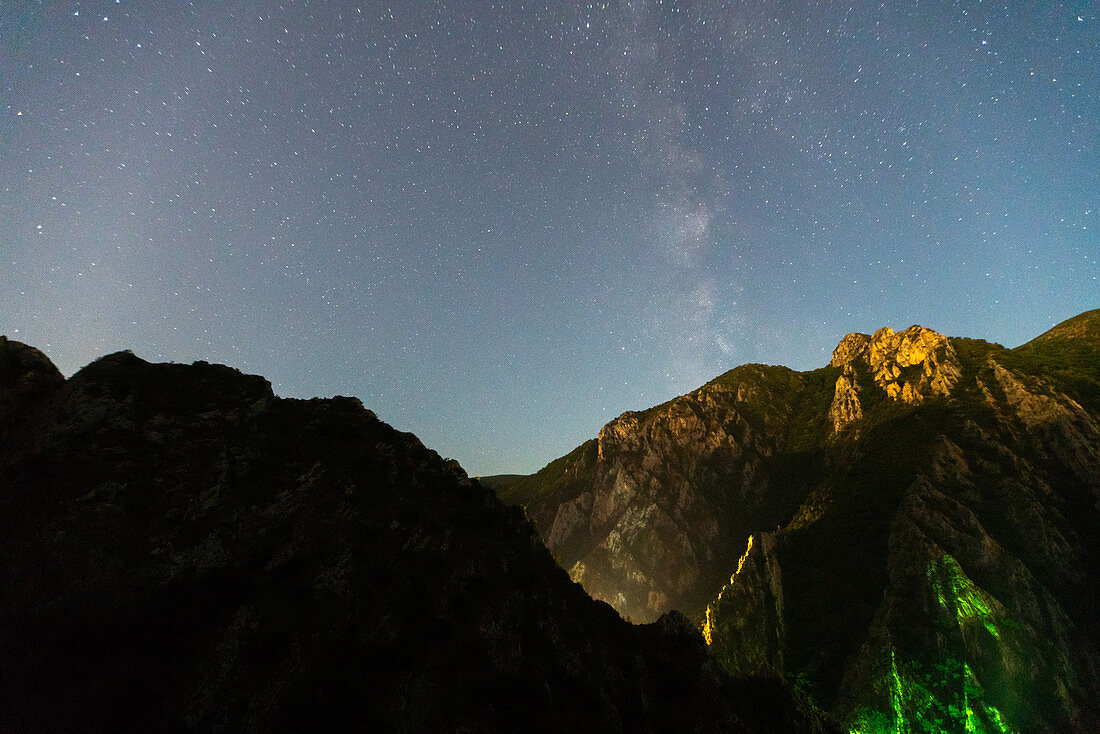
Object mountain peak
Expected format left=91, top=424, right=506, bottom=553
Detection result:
left=828, top=325, right=961, bottom=426
left=0, top=335, right=64, bottom=386
left=0, top=336, right=65, bottom=440
left=1022, top=307, right=1100, bottom=347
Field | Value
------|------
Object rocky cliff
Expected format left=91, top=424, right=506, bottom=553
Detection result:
left=501, top=364, right=822, bottom=624
left=0, top=337, right=835, bottom=733
left=499, top=310, right=1100, bottom=733
left=827, top=325, right=962, bottom=432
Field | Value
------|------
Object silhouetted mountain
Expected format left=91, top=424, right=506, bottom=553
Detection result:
left=0, top=336, right=835, bottom=733
left=475, top=473, right=526, bottom=493
left=499, top=309, right=1100, bottom=733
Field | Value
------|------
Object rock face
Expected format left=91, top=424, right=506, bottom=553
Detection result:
left=500, top=310, right=1100, bottom=733
left=701, top=532, right=786, bottom=674
left=828, top=326, right=962, bottom=433
left=0, top=340, right=834, bottom=733
left=502, top=365, right=813, bottom=623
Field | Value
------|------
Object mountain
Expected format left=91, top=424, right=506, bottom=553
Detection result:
left=0, top=336, right=835, bottom=733
left=498, top=309, right=1100, bottom=733
left=475, top=473, right=527, bottom=493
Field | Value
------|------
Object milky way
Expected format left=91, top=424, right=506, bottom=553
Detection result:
left=2, top=2, right=1097, bottom=475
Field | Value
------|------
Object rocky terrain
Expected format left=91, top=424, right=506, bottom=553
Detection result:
left=500, top=309, right=1100, bottom=733
left=0, top=337, right=835, bottom=733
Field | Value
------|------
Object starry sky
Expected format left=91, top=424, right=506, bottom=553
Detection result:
left=2, top=2, right=1097, bottom=476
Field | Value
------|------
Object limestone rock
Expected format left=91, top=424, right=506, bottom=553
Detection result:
left=826, top=324, right=964, bottom=436
left=828, top=364, right=863, bottom=433
left=830, top=324, right=962, bottom=410
left=828, top=332, right=872, bottom=368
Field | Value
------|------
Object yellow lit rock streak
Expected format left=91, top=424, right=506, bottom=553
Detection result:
left=702, top=534, right=754, bottom=646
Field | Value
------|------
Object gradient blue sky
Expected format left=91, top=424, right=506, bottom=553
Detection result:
left=2, top=1, right=1097, bottom=475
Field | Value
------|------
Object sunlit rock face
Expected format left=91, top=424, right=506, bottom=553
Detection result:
left=828, top=325, right=963, bottom=434
left=829, top=365, right=863, bottom=433
left=829, top=325, right=962, bottom=403
left=500, top=310, right=1100, bottom=733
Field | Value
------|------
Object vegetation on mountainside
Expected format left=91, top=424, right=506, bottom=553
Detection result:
left=1009, top=313, right=1100, bottom=412
left=497, top=438, right=598, bottom=517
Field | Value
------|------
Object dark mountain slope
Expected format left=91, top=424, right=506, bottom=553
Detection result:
left=499, top=311, right=1100, bottom=733
left=1008, top=307, right=1100, bottom=413
left=0, top=337, right=833, bottom=733
left=1023, top=307, right=1100, bottom=347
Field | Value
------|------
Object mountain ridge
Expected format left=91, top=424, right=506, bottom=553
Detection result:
left=0, top=336, right=834, bottom=733
left=498, top=308, right=1100, bottom=733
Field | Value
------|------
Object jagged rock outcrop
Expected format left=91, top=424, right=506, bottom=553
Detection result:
left=828, top=325, right=963, bottom=434
left=0, top=339, right=835, bottom=733
left=829, top=366, right=863, bottom=433
left=829, top=325, right=962, bottom=403
left=499, top=310, right=1100, bottom=733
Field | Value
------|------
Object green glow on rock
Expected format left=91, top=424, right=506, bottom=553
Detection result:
left=848, top=649, right=958, bottom=733
left=846, top=555, right=1017, bottom=733
left=927, top=555, right=1002, bottom=640
left=846, top=652, right=1016, bottom=734
left=889, top=649, right=905, bottom=733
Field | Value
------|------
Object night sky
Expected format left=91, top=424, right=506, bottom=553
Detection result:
left=2, top=2, right=1097, bottom=476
